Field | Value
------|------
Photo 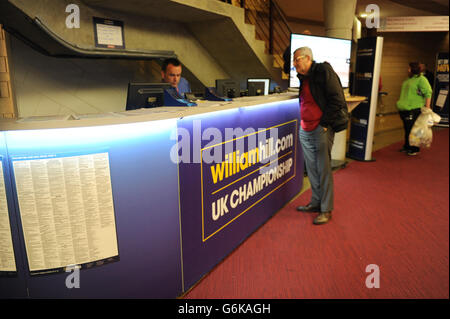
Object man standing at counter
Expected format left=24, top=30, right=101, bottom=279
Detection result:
left=294, top=47, right=348, bottom=225
left=161, top=58, right=191, bottom=98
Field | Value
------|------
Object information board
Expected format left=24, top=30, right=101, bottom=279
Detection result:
left=12, top=152, right=119, bottom=275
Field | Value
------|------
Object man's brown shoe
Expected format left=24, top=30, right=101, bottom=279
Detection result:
left=296, top=203, right=321, bottom=213
left=313, top=212, right=332, bottom=225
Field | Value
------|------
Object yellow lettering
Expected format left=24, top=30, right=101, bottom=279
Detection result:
left=210, top=162, right=225, bottom=184
left=240, top=153, right=248, bottom=171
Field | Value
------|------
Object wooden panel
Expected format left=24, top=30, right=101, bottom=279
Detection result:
left=0, top=81, right=9, bottom=98
left=0, top=56, right=6, bottom=73
left=377, top=32, right=448, bottom=115
left=0, top=24, right=16, bottom=118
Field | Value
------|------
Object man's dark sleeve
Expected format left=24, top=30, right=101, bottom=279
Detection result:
left=323, top=63, right=349, bottom=132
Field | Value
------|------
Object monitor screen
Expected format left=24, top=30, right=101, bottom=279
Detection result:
left=216, top=79, right=240, bottom=98
left=247, top=78, right=270, bottom=96
left=290, top=33, right=352, bottom=88
left=126, top=83, right=172, bottom=110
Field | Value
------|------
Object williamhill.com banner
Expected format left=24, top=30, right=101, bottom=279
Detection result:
left=176, top=99, right=303, bottom=291
left=202, top=121, right=296, bottom=242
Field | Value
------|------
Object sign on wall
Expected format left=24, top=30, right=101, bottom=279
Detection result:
left=378, top=16, right=449, bottom=32
left=93, top=17, right=125, bottom=49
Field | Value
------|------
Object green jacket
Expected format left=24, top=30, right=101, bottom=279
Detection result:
left=396, top=75, right=432, bottom=111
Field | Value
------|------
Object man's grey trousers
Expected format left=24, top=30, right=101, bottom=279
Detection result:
left=299, top=124, right=335, bottom=213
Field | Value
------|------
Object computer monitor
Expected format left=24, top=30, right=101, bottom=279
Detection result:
left=125, top=82, right=172, bottom=110
left=290, top=33, right=352, bottom=88
left=247, top=78, right=270, bottom=96
left=215, top=79, right=240, bottom=98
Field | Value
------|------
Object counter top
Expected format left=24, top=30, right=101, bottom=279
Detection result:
left=0, top=93, right=298, bottom=131
left=0, top=93, right=367, bottom=131
left=345, top=95, right=367, bottom=112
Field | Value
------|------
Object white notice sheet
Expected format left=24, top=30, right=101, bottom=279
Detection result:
left=0, top=161, right=17, bottom=272
left=13, top=152, right=118, bottom=273
left=435, top=90, right=448, bottom=108
left=96, top=24, right=123, bottom=47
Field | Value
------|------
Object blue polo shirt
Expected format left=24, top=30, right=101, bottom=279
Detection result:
left=178, top=77, right=191, bottom=97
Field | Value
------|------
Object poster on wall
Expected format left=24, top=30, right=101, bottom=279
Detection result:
left=12, top=152, right=119, bottom=275
left=433, top=52, right=449, bottom=126
left=93, top=17, right=125, bottom=49
left=379, top=16, right=449, bottom=32
left=0, top=158, right=17, bottom=276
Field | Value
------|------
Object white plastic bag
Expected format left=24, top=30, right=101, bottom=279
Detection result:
left=409, top=107, right=441, bottom=148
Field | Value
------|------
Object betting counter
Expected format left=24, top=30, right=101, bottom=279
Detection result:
left=0, top=93, right=304, bottom=298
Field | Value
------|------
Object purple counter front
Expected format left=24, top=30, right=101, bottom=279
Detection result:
left=0, top=96, right=302, bottom=298
left=178, top=98, right=303, bottom=291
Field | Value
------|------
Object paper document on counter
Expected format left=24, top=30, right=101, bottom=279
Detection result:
left=13, top=152, right=118, bottom=273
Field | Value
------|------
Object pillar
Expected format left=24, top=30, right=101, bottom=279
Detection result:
left=323, top=0, right=357, bottom=163
left=323, top=0, right=357, bottom=39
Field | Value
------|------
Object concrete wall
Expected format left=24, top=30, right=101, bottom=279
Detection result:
left=8, top=35, right=164, bottom=116
left=81, top=0, right=280, bottom=87
left=7, top=0, right=233, bottom=117
left=6, top=0, right=283, bottom=117
left=10, top=0, right=230, bottom=86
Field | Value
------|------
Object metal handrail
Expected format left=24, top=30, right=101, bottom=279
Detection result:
left=245, top=0, right=291, bottom=55
left=271, top=0, right=292, bottom=35
left=219, top=0, right=292, bottom=73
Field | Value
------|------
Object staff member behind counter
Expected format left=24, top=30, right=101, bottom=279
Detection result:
left=161, top=58, right=191, bottom=98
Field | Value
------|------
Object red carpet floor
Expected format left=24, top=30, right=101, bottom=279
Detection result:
left=184, top=128, right=449, bottom=299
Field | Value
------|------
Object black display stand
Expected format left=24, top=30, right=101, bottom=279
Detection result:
left=347, top=37, right=384, bottom=162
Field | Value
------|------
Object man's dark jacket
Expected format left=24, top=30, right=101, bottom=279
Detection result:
left=297, top=61, right=349, bottom=132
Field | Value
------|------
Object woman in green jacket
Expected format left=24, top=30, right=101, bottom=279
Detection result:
left=396, top=62, right=432, bottom=156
